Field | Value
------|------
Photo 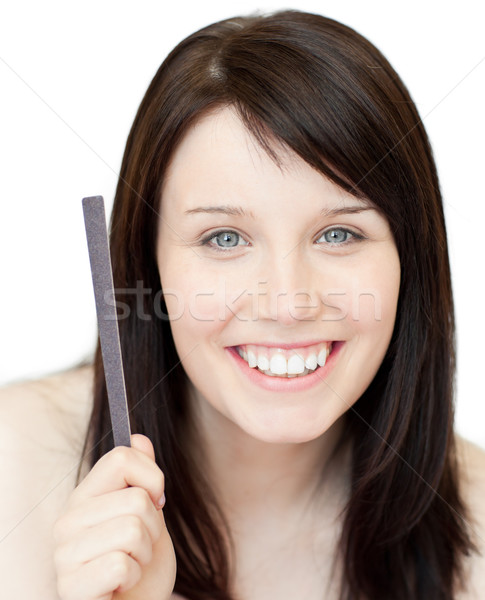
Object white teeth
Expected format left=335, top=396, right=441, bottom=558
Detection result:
left=317, top=348, right=327, bottom=367
left=287, top=354, right=305, bottom=375
left=304, top=354, right=317, bottom=371
left=257, top=354, right=270, bottom=371
left=236, top=342, right=333, bottom=378
left=262, top=366, right=312, bottom=377
left=247, top=349, right=258, bottom=368
left=269, top=354, right=287, bottom=375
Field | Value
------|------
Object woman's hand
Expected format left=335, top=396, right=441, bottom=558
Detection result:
left=53, top=434, right=176, bottom=600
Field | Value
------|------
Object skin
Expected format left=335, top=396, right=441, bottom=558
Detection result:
left=1, top=371, right=484, bottom=600
left=1, top=106, right=483, bottom=600
left=157, top=106, right=400, bottom=515
left=155, top=106, right=404, bottom=595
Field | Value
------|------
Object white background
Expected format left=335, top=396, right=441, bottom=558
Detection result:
left=0, top=1, right=483, bottom=448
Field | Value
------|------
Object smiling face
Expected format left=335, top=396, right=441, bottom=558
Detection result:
left=156, top=107, right=400, bottom=445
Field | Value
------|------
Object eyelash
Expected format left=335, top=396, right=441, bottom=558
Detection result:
left=199, top=227, right=365, bottom=252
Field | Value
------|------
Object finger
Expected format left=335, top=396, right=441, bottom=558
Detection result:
left=130, top=434, right=155, bottom=461
left=57, top=551, right=142, bottom=600
left=55, top=486, right=164, bottom=545
left=70, top=444, right=164, bottom=508
left=55, top=514, right=154, bottom=573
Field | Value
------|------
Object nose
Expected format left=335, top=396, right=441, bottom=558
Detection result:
left=254, top=251, right=321, bottom=326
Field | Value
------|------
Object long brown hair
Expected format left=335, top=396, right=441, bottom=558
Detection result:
left=81, top=10, right=475, bottom=599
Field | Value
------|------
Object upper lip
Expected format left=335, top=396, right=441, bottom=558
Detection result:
left=230, top=340, right=334, bottom=350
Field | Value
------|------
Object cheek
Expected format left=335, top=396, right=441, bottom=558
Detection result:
left=160, top=241, right=400, bottom=341
left=345, top=277, right=399, bottom=334
left=160, top=260, right=228, bottom=346
left=343, top=247, right=400, bottom=329
left=325, top=252, right=400, bottom=403
left=340, top=250, right=401, bottom=390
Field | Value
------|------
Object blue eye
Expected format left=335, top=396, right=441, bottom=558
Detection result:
left=199, top=226, right=363, bottom=253
left=201, top=230, right=249, bottom=251
left=317, top=227, right=362, bottom=245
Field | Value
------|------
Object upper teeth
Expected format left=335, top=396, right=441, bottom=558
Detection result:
left=237, top=342, right=332, bottom=376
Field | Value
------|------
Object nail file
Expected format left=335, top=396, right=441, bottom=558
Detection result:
left=82, top=196, right=132, bottom=447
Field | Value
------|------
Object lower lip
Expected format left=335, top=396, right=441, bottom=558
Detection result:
left=225, top=341, right=344, bottom=393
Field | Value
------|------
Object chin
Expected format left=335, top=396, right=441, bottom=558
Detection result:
left=237, top=411, right=340, bottom=445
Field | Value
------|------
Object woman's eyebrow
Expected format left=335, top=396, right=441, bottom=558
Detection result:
left=184, top=205, right=255, bottom=218
left=320, top=205, right=376, bottom=217
left=184, top=204, right=375, bottom=218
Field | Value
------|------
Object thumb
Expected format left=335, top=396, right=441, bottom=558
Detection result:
left=130, top=433, right=156, bottom=462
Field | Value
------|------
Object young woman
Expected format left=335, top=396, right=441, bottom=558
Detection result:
left=1, top=10, right=484, bottom=600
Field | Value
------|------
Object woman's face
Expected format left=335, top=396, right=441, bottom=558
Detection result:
left=156, top=107, right=400, bottom=444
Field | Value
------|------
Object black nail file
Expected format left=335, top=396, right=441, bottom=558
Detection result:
left=82, top=196, right=132, bottom=447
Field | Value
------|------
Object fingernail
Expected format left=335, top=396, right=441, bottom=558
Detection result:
left=157, top=493, right=166, bottom=509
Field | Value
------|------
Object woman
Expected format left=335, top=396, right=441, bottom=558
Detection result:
left=1, top=10, right=484, bottom=600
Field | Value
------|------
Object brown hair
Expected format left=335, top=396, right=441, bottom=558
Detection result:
left=81, top=10, right=475, bottom=599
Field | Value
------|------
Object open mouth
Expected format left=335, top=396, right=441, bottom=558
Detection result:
left=226, top=341, right=343, bottom=392
left=234, top=341, right=334, bottom=378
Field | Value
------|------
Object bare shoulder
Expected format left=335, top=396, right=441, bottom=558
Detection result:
left=455, top=435, right=485, bottom=599
left=0, top=364, right=93, bottom=445
left=0, top=365, right=94, bottom=599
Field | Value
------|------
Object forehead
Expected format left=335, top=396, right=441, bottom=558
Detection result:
left=163, top=107, right=285, bottom=183
left=161, top=107, right=371, bottom=214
